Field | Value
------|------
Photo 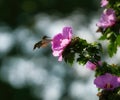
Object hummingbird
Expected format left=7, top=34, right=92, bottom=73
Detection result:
left=33, top=36, right=52, bottom=50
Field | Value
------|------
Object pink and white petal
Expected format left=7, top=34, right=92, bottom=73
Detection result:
left=51, top=33, right=63, bottom=50
left=62, top=27, right=72, bottom=39
left=58, top=55, right=63, bottom=61
left=52, top=50, right=63, bottom=56
left=61, top=39, right=70, bottom=47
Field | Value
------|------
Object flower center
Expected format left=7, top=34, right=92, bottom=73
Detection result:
left=104, top=83, right=113, bottom=89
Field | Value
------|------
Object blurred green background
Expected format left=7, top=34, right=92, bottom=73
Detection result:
left=0, top=0, right=103, bottom=100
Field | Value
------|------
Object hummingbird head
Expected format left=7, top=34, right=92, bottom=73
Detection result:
left=42, top=36, right=49, bottom=39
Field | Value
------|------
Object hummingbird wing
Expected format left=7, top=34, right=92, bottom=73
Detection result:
left=33, top=41, right=42, bottom=50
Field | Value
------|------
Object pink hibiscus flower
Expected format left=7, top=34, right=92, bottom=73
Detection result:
left=51, top=27, right=73, bottom=61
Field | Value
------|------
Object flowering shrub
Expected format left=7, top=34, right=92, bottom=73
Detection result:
left=35, top=0, right=120, bottom=99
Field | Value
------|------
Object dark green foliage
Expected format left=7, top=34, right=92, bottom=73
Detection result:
left=0, top=81, right=38, bottom=100
left=0, top=0, right=99, bottom=28
left=99, top=24, right=120, bottom=56
left=98, top=89, right=120, bottom=100
left=99, top=23, right=120, bottom=56
left=62, top=37, right=102, bottom=65
left=95, top=62, right=120, bottom=77
left=116, top=35, right=120, bottom=45
left=109, top=0, right=120, bottom=15
left=108, top=41, right=117, bottom=57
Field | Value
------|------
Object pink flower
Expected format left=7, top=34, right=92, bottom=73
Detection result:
left=51, top=27, right=72, bottom=61
left=94, top=73, right=120, bottom=90
left=86, top=61, right=97, bottom=70
left=96, top=9, right=116, bottom=29
left=101, top=0, right=108, bottom=7
left=86, top=61, right=102, bottom=71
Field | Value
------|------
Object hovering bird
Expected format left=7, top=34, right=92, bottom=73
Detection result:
left=33, top=36, right=52, bottom=50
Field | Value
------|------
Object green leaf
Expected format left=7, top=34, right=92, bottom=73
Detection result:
left=108, top=42, right=117, bottom=57
left=99, top=35, right=107, bottom=40
left=63, top=37, right=102, bottom=65
left=116, top=35, right=120, bottom=46
left=66, top=52, right=75, bottom=65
